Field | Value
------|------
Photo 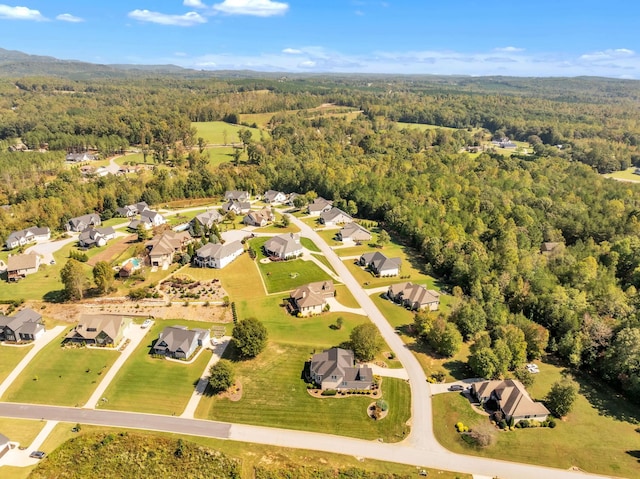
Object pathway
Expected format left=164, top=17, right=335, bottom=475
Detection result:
left=180, top=336, right=231, bottom=418
left=83, top=324, right=150, bottom=409
left=0, top=326, right=66, bottom=399
left=367, top=363, right=410, bottom=380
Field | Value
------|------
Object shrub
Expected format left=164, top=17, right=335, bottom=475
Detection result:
left=321, top=389, right=337, bottom=396
left=463, top=424, right=496, bottom=447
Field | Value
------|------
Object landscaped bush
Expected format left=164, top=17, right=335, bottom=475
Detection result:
left=321, top=389, right=337, bottom=396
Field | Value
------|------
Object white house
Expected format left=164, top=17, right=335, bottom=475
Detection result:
left=320, top=207, right=353, bottom=226
left=194, top=240, right=244, bottom=269
left=5, top=226, right=50, bottom=250
left=263, top=233, right=303, bottom=259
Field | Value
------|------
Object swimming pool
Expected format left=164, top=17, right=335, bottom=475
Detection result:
left=122, top=257, right=141, bottom=268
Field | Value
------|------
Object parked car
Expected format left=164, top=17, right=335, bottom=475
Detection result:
left=29, top=451, right=46, bottom=459
left=141, top=319, right=153, bottom=329
left=448, top=384, right=464, bottom=391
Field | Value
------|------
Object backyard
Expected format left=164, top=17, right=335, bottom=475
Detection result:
left=0, top=344, right=33, bottom=383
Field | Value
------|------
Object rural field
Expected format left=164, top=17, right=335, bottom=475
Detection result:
left=1, top=329, right=120, bottom=406
left=99, top=318, right=216, bottom=415
left=603, top=167, right=640, bottom=182
left=432, top=359, right=640, bottom=478
left=192, top=121, right=264, bottom=145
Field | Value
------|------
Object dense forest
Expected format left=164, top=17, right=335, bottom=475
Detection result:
left=2, top=70, right=640, bottom=402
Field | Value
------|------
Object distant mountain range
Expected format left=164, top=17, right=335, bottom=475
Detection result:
left=0, top=47, right=202, bottom=78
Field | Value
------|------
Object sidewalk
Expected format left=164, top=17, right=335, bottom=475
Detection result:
left=0, top=325, right=66, bottom=399
left=83, top=324, right=149, bottom=409
left=180, top=337, right=231, bottom=418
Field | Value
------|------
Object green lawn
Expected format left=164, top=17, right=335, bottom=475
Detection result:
left=251, top=237, right=332, bottom=294
left=395, top=121, right=458, bottom=132
left=0, top=344, right=33, bottom=383
left=192, top=121, right=264, bottom=144
left=433, top=359, right=640, bottom=478
left=300, top=238, right=321, bottom=252
left=1, top=330, right=120, bottom=406
left=315, top=228, right=343, bottom=247
left=207, top=147, right=236, bottom=167
left=100, top=319, right=214, bottom=415
left=312, top=253, right=338, bottom=275
left=196, top=343, right=411, bottom=442
left=0, top=417, right=44, bottom=446
left=604, top=167, right=640, bottom=182
left=334, top=284, right=360, bottom=309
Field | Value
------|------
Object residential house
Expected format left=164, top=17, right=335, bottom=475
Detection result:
left=308, top=347, right=373, bottom=391
left=146, top=230, right=192, bottom=268
left=129, top=210, right=166, bottom=231
left=224, top=190, right=250, bottom=202
left=5, top=226, right=50, bottom=250
left=192, top=209, right=223, bottom=229
left=263, top=233, right=303, bottom=259
left=472, top=379, right=550, bottom=423
left=359, top=251, right=401, bottom=277
left=65, top=314, right=130, bottom=346
left=320, top=207, right=353, bottom=226
left=0, top=308, right=45, bottom=343
left=307, top=197, right=333, bottom=216
left=491, top=137, right=517, bottom=149
left=285, top=192, right=301, bottom=206
left=66, top=152, right=96, bottom=162
left=152, top=326, right=210, bottom=360
left=66, top=213, right=101, bottom=232
left=116, top=201, right=149, bottom=218
left=6, top=253, right=41, bottom=282
left=78, top=226, right=116, bottom=248
left=541, top=242, right=563, bottom=255
left=263, top=190, right=287, bottom=204
left=337, top=223, right=371, bottom=244
left=290, top=280, right=335, bottom=316
left=221, top=200, right=251, bottom=215
left=243, top=207, right=275, bottom=227
left=0, top=433, right=11, bottom=460
left=194, top=240, right=244, bottom=269
left=387, top=282, right=440, bottom=311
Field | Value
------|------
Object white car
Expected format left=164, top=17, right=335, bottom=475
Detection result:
left=526, top=363, right=540, bottom=373
left=141, top=319, right=153, bottom=329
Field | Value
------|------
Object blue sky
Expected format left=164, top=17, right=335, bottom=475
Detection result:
left=1, top=1, right=639, bottom=77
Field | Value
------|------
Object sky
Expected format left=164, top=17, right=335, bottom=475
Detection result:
left=1, top=1, right=640, bottom=78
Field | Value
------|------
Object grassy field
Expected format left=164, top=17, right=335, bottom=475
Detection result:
left=207, top=146, right=236, bottom=166
left=0, top=417, right=44, bottom=446
left=196, top=343, right=411, bottom=442
left=0, top=242, right=93, bottom=302
left=99, top=319, right=214, bottom=415
left=300, top=237, right=321, bottom=252
left=193, top=121, right=264, bottom=144
left=251, top=237, right=333, bottom=294
left=0, top=344, right=33, bottom=383
left=432, top=359, right=640, bottom=478
left=1, top=330, right=120, bottom=406
left=395, top=121, right=458, bottom=132
left=240, top=105, right=361, bottom=129
left=603, top=167, right=640, bottom=182
left=312, top=252, right=338, bottom=275
left=0, top=422, right=470, bottom=479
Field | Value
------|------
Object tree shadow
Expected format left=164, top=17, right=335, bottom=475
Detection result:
left=574, top=370, right=640, bottom=424
left=626, top=450, right=640, bottom=463
left=406, top=337, right=471, bottom=380
left=42, top=289, right=67, bottom=303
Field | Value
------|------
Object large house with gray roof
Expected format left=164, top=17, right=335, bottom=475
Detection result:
left=66, top=213, right=101, bottom=232
left=224, top=190, right=250, bottom=202
left=472, top=379, right=550, bottom=423
left=152, top=325, right=210, bottom=360
left=387, top=282, right=440, bottom=311
left=192, top=209, right=223, bottom=229
left=146, top=230, right=192, bottom=268
left=128, top=210, right=166, bottom=231
left=243, top=207, right=274, bottom=227
left=320, top=207, right=353, bottom=226
left=116, top=201, right=149, bottom=218
left=5, top=226, right=50, bottom=250
left=221, top=199, right=251, bottom=215
left=0, top=308, right=45, bottom=343
left=289, top=280, right=335, bottom=316
left=307, top=197, right=333, bottom=216
left=308, top=347, right=373, bottom=391
left=337, top=223, right=371, bottom=244
left=263, top=233, right=303, bottom=259
left=263, top=190, right=287, bottom=204
left=359, top=251, right=401, bottom=277
left=194, top=240, right=244, bottom=269
left=78, top=226, right=116, bottom=248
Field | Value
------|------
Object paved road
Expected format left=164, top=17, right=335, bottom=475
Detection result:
left=0, top=326, right=66, bottom=399
left=83, top=324, right=150, bottom=409
left=0, top=403, right=614, bottom=479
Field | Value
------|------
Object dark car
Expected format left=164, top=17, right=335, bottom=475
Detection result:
left=29, top=451, right=46, bottom=459
left=448, top=384, right=464, bottom=392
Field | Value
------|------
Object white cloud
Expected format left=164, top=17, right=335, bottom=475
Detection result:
left=213, top=0, right=289, bottom=17
left=56, top=13, right=83, bottom=23
left=184, top=0, right=207, bottom=7
left=299, top=60, right=316, bottom=68
left=282, top=48, right=302, bottom=54
left=0, top=4, right=46, bottom=21
left=355, top=10, right=364, bottom=16
left=580, top=48, right=635, bottom=61
left=128, top=9, right=207, bottom=26
left=495, top=46, right=524, bottom=52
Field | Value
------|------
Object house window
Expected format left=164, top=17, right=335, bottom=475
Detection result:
left=331, top=375, right=337, bottom=380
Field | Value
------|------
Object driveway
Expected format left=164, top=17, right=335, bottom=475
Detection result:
left=429, top=378, right=484, bottom=395
left=24, top=234, right=78, bottom=265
